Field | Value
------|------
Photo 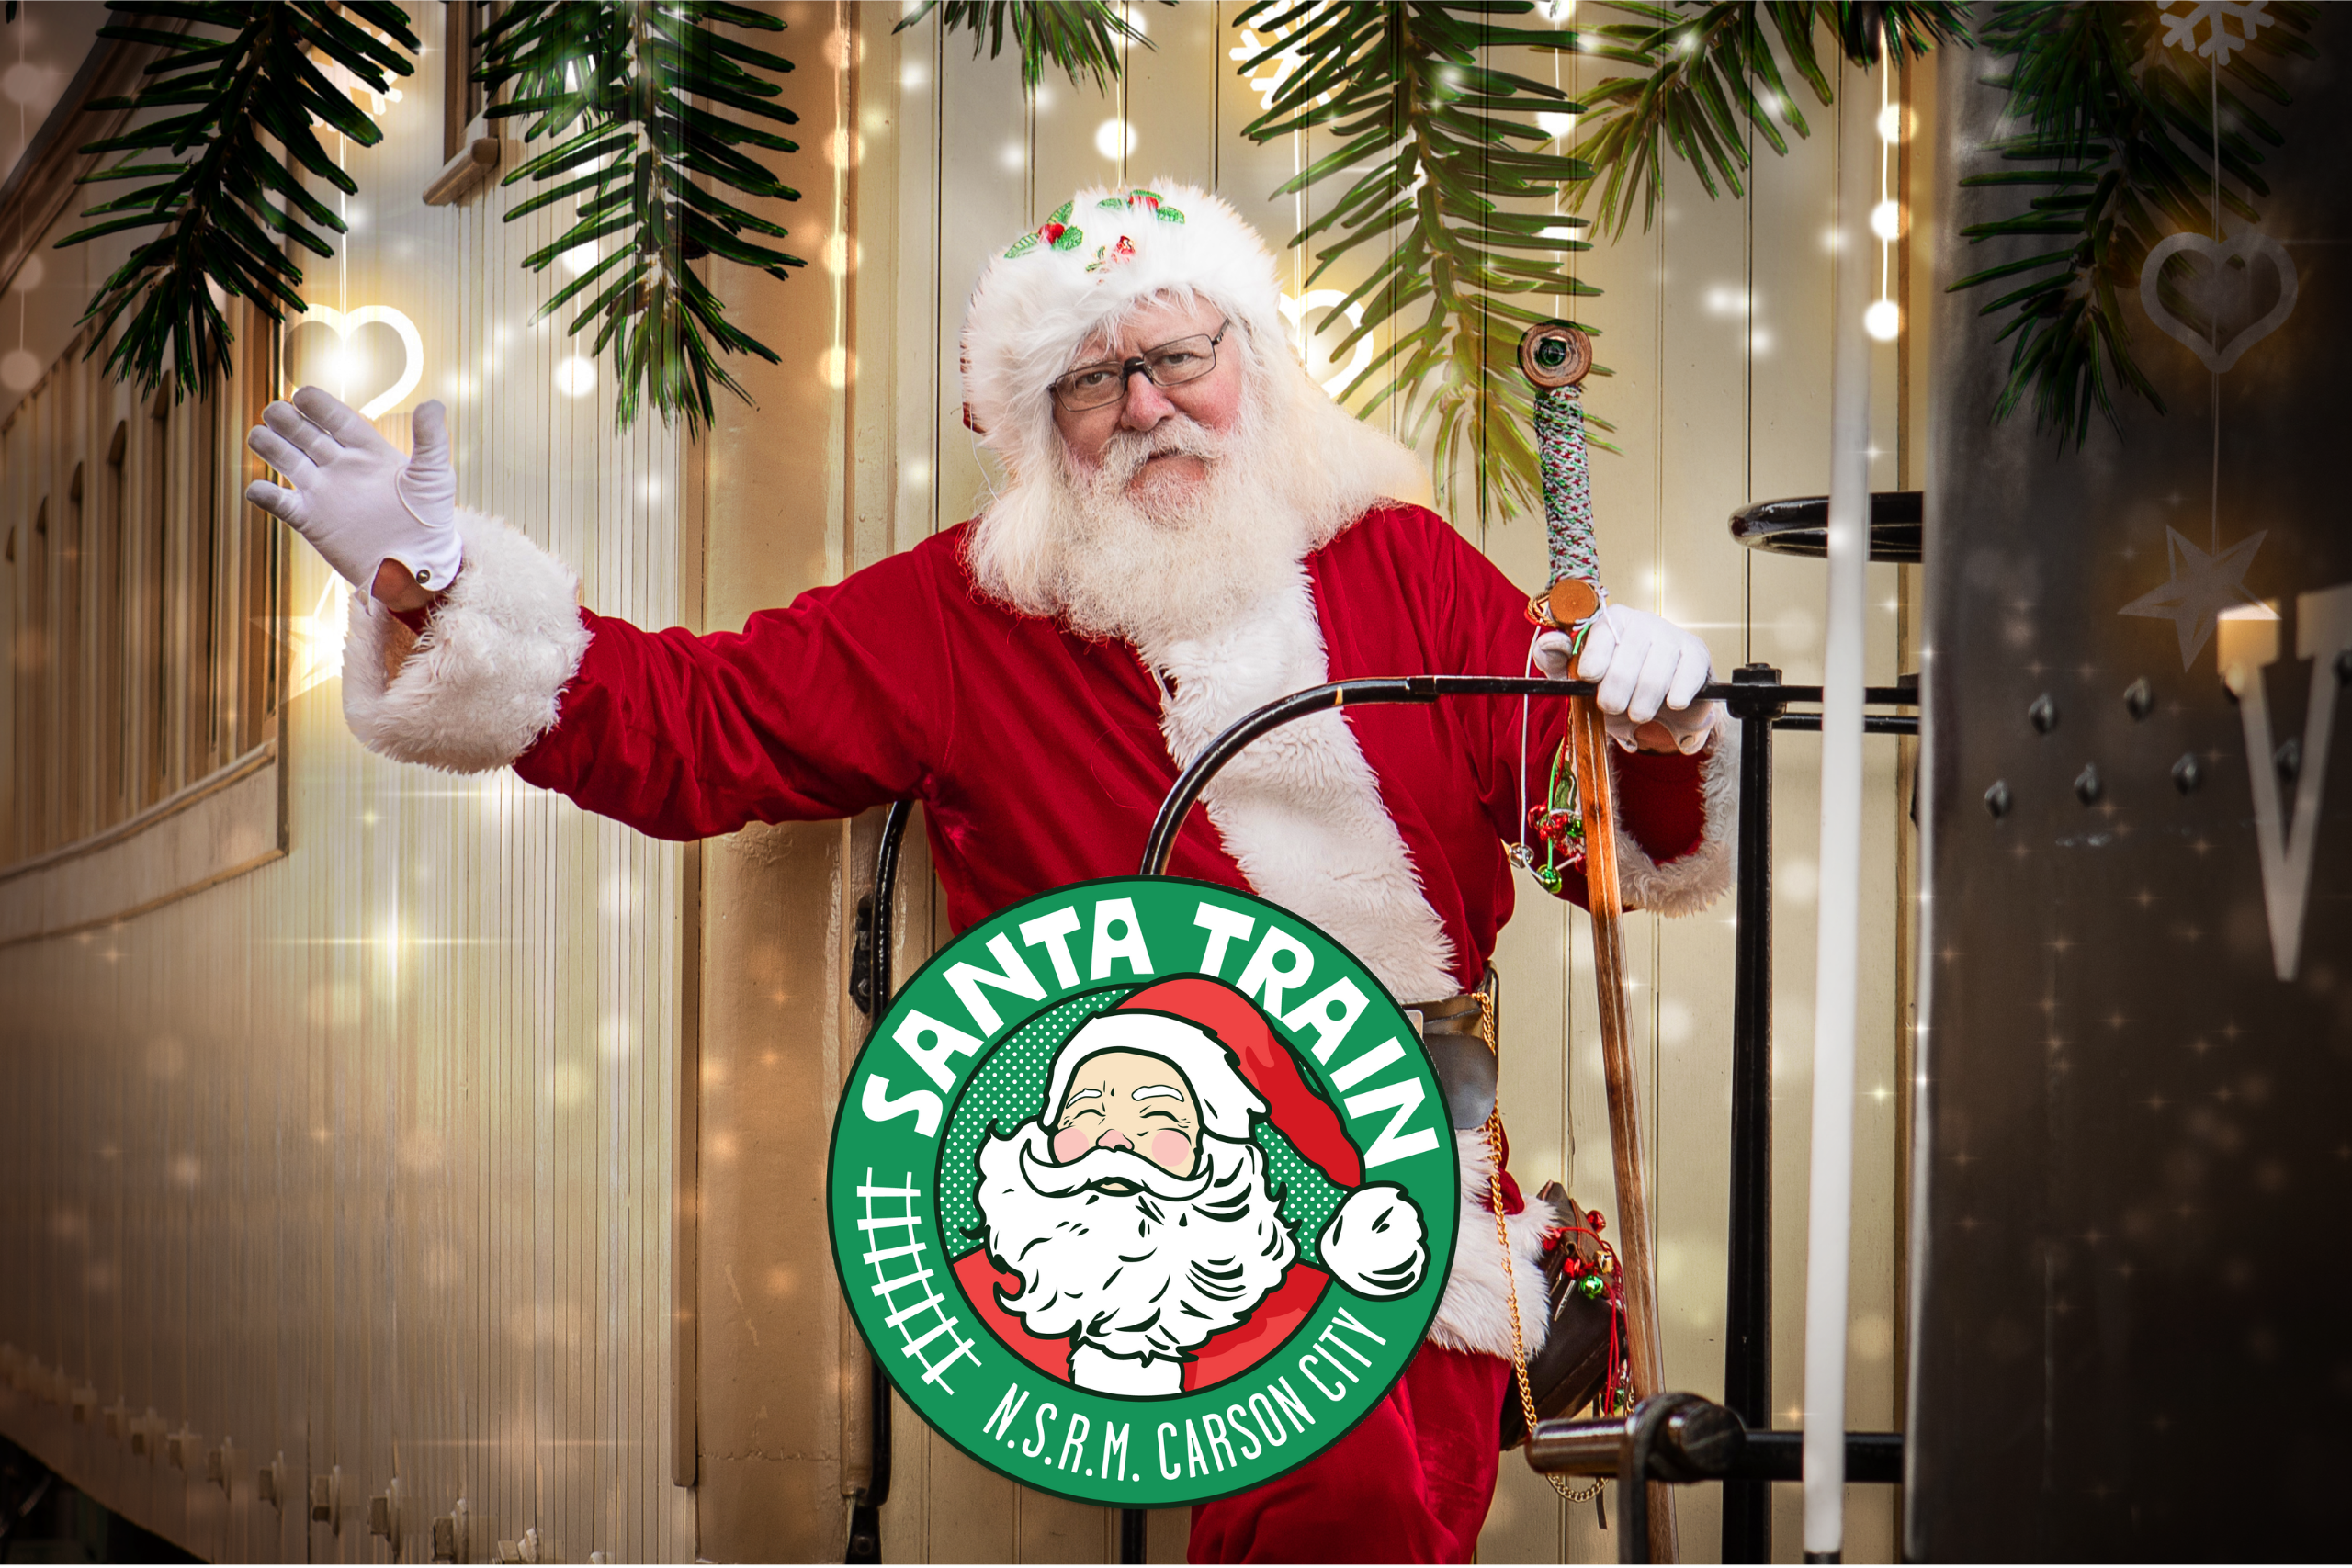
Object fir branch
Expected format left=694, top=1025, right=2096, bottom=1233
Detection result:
left=1233, top=0, right=1600, bottom=521
left=897, top=0, right=1166, bottom=92
left=1952, top=1, right=2317, bottom=446
left=480, top=1, right=804, bottom=434
left=56, top=2, right=419, bottom=401
left=1563, top=2, right=1970, bottom=240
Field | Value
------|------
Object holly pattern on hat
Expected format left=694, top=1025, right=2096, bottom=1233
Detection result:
left=1096, top=188, right=1185, bottom=223
left=1002, top=198, right=1084, bottom=259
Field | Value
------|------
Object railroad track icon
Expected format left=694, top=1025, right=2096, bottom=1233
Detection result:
left=857, top=1169, right=981, bottom=1393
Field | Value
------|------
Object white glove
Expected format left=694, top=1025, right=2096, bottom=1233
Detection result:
left=244, top=388, right=461, bottom=597
left=1535, top=605, right=1719, bottom=754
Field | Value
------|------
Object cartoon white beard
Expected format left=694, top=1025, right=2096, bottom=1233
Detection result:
left=973, top=1121, right=1297, bottom=1393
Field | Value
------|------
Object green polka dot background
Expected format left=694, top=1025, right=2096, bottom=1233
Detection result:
left=828, top=877, right=1456, bottom=1508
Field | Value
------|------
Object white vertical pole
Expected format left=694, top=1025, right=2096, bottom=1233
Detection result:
left=1803, top=47, right=1880, bottom=1564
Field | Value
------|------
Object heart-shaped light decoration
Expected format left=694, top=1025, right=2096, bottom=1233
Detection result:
left=1279, top=289, right=1374, bottom=399
left=281, top=303, right=424, bottom=419
left=2138, top=229, right=2298, bottom=375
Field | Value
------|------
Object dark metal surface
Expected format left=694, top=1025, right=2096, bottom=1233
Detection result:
left=1727, top=1431, right=1902, bottom=1485
left=1720, top=666, right=1785, bottom=1564
left=1910, top=26, right=2352, bottom=1559
left=1770, top=713, right=1919, bottom=735
left=1730, top=491, right=1924, bottom=563
left=847, top=803, right=915, bottom=1564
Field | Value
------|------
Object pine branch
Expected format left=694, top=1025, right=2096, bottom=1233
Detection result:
left=481, top=1, right=804, bottom=434
left=1562, top=2, right=1971, bottom=240
left=55, top=2, right=419, bottom=401
left=1951, top=1, right=2316, bottom=447
left=896, top=1, right=1164, bottom=93
left=1234, top=0, right=1600, bottom=521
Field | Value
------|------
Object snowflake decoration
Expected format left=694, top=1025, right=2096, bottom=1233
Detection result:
left=2158, top=0, right=2274, bottom=67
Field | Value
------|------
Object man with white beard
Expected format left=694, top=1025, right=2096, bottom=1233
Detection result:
left=964, top=1005, right=1428, bottom=1397
left=245, top=180, right=1732, bottom=1562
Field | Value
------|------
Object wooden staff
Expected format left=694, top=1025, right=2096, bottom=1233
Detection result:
left=1520, top=321, right=1678, bottom=1563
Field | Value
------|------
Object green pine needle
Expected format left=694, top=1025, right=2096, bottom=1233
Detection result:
left=1563, top=2, right=1971, bottom=241
left=1951, top=1, right=2316, bottom=447
left=56, top=2, right=420, bottom=402
left=898, top=1, right=1164, bottom=93
left=1234, top=0, right=1601, bottom=523
left=481, top=1, right=805, bottom=435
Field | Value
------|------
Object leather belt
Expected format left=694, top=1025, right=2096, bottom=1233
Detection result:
left=1405, top=971, right=1498, bottom=1131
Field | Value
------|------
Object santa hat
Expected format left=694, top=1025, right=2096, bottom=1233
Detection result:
left=1040, top=977, right=1427, bottom=1302
left=959, top=182, right=1292, bottom=477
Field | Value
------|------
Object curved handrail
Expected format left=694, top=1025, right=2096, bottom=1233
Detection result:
left=1137, top=673, right=1919, bottom=877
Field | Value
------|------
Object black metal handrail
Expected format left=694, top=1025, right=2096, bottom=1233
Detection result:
left=847, top=802, right=915, bottom=1565
left=849, top=673, right=1919, bottom=1564
left=1139, top=674, right=1917, bottom=876
left=1528, top=1394, right=1903, bottom=1564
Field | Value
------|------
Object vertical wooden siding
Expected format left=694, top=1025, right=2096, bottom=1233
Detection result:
left=0, top=3, right=696, bottom=1559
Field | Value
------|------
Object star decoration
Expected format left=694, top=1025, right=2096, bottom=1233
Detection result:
left=2119, top=527, right=2268, bottom=669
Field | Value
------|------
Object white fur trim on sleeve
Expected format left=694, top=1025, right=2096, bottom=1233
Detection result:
left=341, top=508, right=591, bottom=773
left=1428, top=1138, right=1555, bottom=1360
left=1611, top=709, right=1738, bottom=917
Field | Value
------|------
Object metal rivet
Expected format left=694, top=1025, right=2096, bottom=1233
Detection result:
left=2122, top=678, right=2154, bottom=720
left=414, top=567, right=432, bottom=584
left=2029, top=694, right=2058, bottom=734
left=2172, top=753, right=2202, bottom=794
left=2074, top=764, right=2103, bottom=805
left=1984, top=780, right=2012, bottom=818
left=2276, top=738, right=2301, bottom=783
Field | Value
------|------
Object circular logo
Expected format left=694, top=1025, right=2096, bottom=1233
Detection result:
left=828, top=877, right=1458, bottom=1507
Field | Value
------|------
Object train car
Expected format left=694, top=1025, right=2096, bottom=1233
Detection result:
left=0, top=4, right=1925, bottom=1561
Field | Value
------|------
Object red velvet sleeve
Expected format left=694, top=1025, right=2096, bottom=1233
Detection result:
left=1410, top=508, right=1708, bottom=898
left=513, top=545, right=952, bottom=840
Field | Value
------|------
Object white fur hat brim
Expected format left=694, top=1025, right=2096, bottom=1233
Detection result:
left=960, top=180, right=1289, bottom=483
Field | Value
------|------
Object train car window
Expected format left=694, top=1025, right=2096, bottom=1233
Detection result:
left=0, top=306, right=277, bottom=868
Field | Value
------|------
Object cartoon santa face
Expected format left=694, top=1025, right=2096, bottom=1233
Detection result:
left=972, top=1007, right=1428, bottom=1396
left=1047, top=1048, right=1203, bottom=1177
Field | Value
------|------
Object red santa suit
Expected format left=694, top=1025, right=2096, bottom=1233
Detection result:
left=340, top=181, right=1735, bottom=1562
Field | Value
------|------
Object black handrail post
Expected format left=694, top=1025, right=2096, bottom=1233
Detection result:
left=1722, top=665, right=1785, bottom=1564
left=848, top=803, right=916, bottom=1564
left=1119, top=1507, right=1148, bottom=1563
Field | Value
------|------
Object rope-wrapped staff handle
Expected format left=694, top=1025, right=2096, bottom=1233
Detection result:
left=1520, top=321, right=1606, bottom=631
left=1517, top=319, right=1680, bottom=1565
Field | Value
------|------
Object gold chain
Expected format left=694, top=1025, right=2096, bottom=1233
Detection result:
left=1481, top=992, right=1602, bottom=1507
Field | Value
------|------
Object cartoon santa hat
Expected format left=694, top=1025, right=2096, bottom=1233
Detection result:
left=1045, top=976, right=1429, bottom=1302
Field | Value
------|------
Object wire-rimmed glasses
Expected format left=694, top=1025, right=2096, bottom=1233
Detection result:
left=1048, top=324, right=1229, bottom=412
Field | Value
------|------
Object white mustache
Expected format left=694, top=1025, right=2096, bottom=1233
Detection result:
left=1097, top=418, right=1221, bottom=488
left=1019, top=1136, right=1212, bottom=1202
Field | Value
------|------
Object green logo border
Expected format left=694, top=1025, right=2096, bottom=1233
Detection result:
left=826, top=875, right=1460, bottom=1509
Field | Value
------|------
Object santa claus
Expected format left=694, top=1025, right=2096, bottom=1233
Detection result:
left=244, top=179, right=1732, bottom=1562
left=965, top=992, right=1429, bottom=1398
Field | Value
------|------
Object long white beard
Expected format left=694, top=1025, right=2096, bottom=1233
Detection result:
left=974, top=1122, right=1296, bottom=1371
left=968, top=402, right=1312, bottom=649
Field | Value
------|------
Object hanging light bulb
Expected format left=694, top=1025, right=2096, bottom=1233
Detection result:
left=1864, top=299, right=1902, bottom=342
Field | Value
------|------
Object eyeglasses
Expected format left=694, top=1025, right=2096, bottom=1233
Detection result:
left=1048, top=324, right=1228, bottom=412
